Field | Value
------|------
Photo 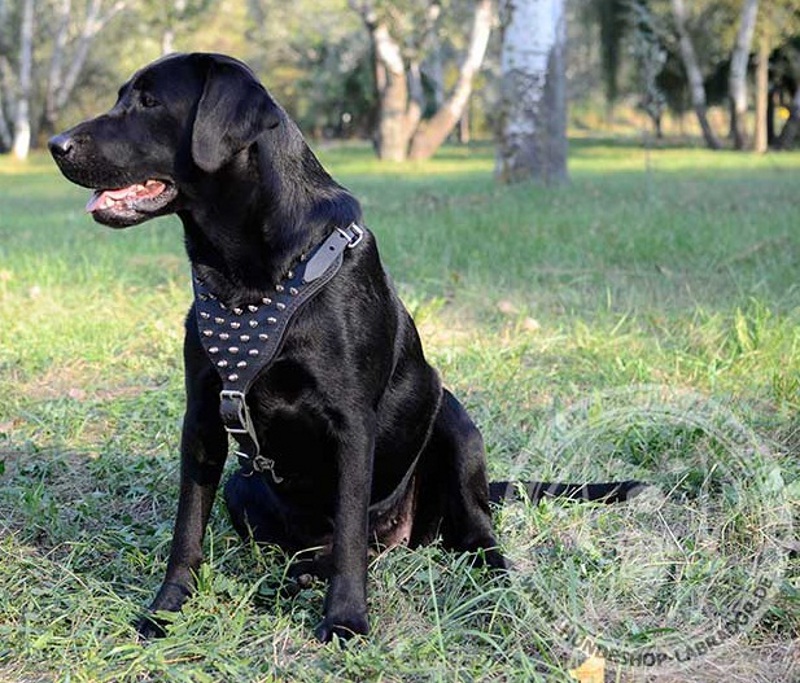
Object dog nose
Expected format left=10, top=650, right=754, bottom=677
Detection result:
left=48, top=133, right=74, bottom=158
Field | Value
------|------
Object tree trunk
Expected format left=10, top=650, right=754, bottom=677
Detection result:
left=408, top=0, right=492, bottom=161
left=753, top=30, right=769, bottom=154
left=352, top=0, right=493, bottom=162
left=43, top=0, right=72, bottom=139
left=39, top=0, right=128, bottom=140
left=670, top=0, right=721, bottom=150
left=369, top=18, right=413, bottom=161
left=12, top=0, right=34, bottom=161
left=495, top=0, right=568, bottom=185
left=728, top=0, right=759, bottom=150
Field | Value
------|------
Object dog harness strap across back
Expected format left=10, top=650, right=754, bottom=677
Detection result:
left=192, top=223, right=364, bottom=483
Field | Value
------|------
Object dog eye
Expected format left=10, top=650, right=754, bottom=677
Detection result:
left=140, top=92, right=160, bottom=108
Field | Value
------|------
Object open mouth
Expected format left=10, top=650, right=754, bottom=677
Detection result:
left=85, top=179, right=178, bottom=227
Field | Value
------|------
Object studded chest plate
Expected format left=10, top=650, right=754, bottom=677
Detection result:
left=194, top=269, right=308, bottom=390
left=191, top=223, right=364, bottom=481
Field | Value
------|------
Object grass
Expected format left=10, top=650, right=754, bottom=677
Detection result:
left=0, top=140, right=798, bottom=682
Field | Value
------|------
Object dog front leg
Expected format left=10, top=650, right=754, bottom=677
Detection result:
left=137, top=408, right=227, bottom=639
left=314, top=417, right=375, bottom=643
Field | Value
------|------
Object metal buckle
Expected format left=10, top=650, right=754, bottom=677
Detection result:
left=341, top=222, right=364, bottom=249
left=220, top=389, right=250, bottom=435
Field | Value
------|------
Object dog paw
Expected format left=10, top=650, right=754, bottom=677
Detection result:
left=135, top=613, right=168, bottom=641
left=314, top=611, right=369, bottom=644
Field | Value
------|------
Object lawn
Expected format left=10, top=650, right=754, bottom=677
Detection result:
left=0, top=141, right=798, bottom=682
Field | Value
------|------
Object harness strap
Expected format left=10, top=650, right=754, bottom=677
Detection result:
left=193, top=223, right=364, bottom=483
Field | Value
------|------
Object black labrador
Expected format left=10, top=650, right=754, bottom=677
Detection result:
left=49, top=53, right=640, bottom=642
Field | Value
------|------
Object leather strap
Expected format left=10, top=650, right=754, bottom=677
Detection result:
left=192, top=223, right=364, bottom=482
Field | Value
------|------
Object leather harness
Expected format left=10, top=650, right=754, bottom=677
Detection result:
left=192, top=223, right=364, bottom=483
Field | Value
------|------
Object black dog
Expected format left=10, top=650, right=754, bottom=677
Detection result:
left=50, top=53, right=640, bottom=642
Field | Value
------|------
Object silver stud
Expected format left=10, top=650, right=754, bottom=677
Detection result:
left=199, top=293, right=209, bottom=301
left=249, top=320, right=258, bottom=328
left=237, top=361, right=247, bottom=368
left=218, top=301, right=225, bottom=308
left=217, top=360, right=228, bottom=368
left=262, top=297, right=272, bottom=305
left=200, top=311, right=210, bottom=319
left=259, top=334, right=269, bottom=341
left=203, top=330, right=213, bottom=337
left=233, top=307, right=243, bottom=315
left=209, top=346, right=219, bottom=354
left=228, top=373, right=239, bottom=382
left=208, top=293, right=217, bottom=300
left=267, top=316, right=277, bottom=324
left=219, top=333, right=230, bottom=340
left=248, top=304, right=258, bottom=313
left=248, top=349, right=259, bottom=357
left=228, top=346, right=239, bottom=354
left=214, top=317, right=225, bottom=324
left=276, top=302, right=286, bottom=311
left=240, top=335, right=250, bottom=342
left=275, top=284, right=285, bottom=293
left=287, top=270, right=294, bottom=279
left=230, top=321, right=241, bottom=329
left=289, top=287, right=299, bottom=296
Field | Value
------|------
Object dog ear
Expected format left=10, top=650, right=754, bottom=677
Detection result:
left=191, top=56, right=281, bottom=173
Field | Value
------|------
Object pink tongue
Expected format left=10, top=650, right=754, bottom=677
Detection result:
left=85, top=181, right=166, bottom=213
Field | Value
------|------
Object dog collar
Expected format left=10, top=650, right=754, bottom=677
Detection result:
left=192, top=223, right=364, bottom=483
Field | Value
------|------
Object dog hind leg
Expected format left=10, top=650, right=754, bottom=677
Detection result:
left=411, top=389, right=507, bottom=570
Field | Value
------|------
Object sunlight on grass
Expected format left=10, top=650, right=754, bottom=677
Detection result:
left=1, top=142, right=798, bottom=682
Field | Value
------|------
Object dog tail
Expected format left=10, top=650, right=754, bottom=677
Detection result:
left=488, top=480, right=648, bottom=505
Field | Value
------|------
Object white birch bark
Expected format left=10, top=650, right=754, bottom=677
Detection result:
left=671, top=0, right=720, bottom=149
left=729, top=0, right=759, bottom=149
left=41, top=0, right=128, bottom=136
left=12, top=0, right=34, bottom=160
left=495, top=0, right=568, bottom=184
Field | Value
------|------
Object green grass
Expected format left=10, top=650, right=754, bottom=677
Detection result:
left=0, top=141, right=798, bottom=682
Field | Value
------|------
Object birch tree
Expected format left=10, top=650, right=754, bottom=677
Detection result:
left=728, top=0, right=759, bottom=149
left=495, top=0, right=568, bottom=184
left=12, top=0, right=34, bottom=160
left=670, top=0, right=721, bottom=149
left=41, top=0, right=130, bottom=137
left=1, top=0, right=129, bottom=155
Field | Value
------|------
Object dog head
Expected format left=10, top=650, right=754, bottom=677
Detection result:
left=49, top=53, right=281, bottom=228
